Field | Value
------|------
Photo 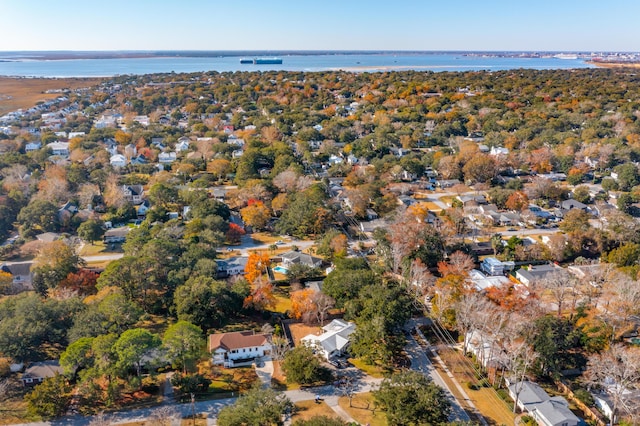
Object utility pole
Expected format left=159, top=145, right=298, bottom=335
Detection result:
left=190, top=392, right=195, bottom=425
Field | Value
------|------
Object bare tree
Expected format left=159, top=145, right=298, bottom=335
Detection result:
left=270, top=335, right=290, bottom=361
left=87, top=412, right=113, bottom=426
left=503, top=330, right=537, bottom=413
left=455, top=292, right=491, bottom=355
left=273, top=170, right=299, bottom=193
left=147, top=405, right=181, bottom=426
left=599, top=272, right=640, bottom=339
left=312, top=292, right=335, bottom=326
left=585, top=344, right=640, bottom=425
left=537, top=271, right=576, bottom=317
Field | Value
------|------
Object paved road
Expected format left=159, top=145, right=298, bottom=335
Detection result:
left=404, top=320, right=471, bottom=423
left=12, top=375, right=382, bottom=426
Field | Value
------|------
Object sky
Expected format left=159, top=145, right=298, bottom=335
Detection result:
left=0, top=0, right=638, bottom=52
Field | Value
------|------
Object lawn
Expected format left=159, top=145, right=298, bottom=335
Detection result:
left=288, top=323, right=322, bottom=346
left=272, top=285, right=292, bottom=314
left=338, top=392, right=387, bottom=426
left=347, top=358, right=392, bottom=379
left=291, top=400, right=340, bottom=422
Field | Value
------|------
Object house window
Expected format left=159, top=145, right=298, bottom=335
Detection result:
left=243, top=349, right=246, bottom=353
left=25, top=378, right=32, bottom=383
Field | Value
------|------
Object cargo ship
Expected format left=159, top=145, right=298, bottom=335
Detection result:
left=239, top=57, right=283, bottom=65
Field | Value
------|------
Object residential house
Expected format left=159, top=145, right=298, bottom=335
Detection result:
left=110, top=154, right=127, bottom=168
left=468, top=269, right=511, bottom=292
left=215, top=257, right=248, bottom=278
left=58, top=201, right=78, bottom=224
left=130, top=154, right=147, bottom=165
left=0, top=262, right=33, bottom=292
left=480, top=257, right=505, bottom=276
left=208, top=331, right=271, bottom=368
left=158, top=152, right=177, bottom=163
left=457, top=194, right=487, bottom=206
left=137, top=200, right=151, bottom=218
left=47, top=141, right=70, bottom=157
left=508, top=381, right=580, bottom=426
left=133, top=115, right=150, bottom=126
left=121, top=185, right=144, bottom=205
left=560, top=199, right=588, bottom=212
left=175, top=140, right=190, bottom=152
left=25, top=141, right=41, bottom=152
left=515, top=264, right=562, bottom=286
left=301, top=319, right=356, bottom=360
left=464, top=329, right=508, bottom=368
left=103, top=227, right=130, bottom=244
left=21, top=360, right=64, bottom=387
left=489, top=146, right=509, bottom=156
left=35, top=232, right=61, bottom=243
left=436, top=179, right=461, bottom=188
left=280, top=251, right=322, bottom=269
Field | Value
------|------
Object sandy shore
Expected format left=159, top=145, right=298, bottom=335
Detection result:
left=587, top=61, right=640, bottom=69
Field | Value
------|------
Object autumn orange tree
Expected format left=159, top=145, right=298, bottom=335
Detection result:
left=505, top=191, right=529, bottom=211
left=290, top=288, right=316, bottom=322
left=243, top=252, right=276, bottom=311
left=240, top=200, right=272, bottom=231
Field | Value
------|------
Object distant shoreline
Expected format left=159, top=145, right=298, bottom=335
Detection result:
left=587, top=61, right=640, bottom=69
left=0, top=50, right=617, bottom=61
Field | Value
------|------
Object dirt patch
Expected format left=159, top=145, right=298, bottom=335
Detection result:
left=288, top=323, right=322, bottom=346
left=292, top=400, right=340, bottom=422
left=0, top=77, right=103, bottom=115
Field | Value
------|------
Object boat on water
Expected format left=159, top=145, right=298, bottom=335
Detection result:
left=239, top=57, right=283, bottom=65
left=553, top=54, right=578, bottom=60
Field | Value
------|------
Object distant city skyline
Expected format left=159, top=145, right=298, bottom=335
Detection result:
left=1, top=0, right=639, bottom=52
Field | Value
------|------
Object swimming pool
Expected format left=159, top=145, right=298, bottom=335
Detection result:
left=273, top=265, right=288, bottom=274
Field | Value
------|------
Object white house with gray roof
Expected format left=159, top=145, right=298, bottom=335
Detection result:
left=301, top=319, right=355, bottom=360
left=508, top=381, right=580, bottom=426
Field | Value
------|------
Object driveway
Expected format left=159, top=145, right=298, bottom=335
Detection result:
left=254, top=357, right=274, bottom=387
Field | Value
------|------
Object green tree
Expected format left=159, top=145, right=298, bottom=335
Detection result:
left=77, top=219, right=104, bottom=245
left=217, top=386, right=293, bottom=426
left=174, top=276, right=245, bottom=330
left=113, top=328, right=161, bottom=377
left=528, top=315, right=585, bottom=376
left=25, top=375, right=73, bottom=419
left=572, top=186, right=591, bottom=204
left=373, top=370, right=451, bottom=425
left=605, top=242, right=640, bottom=267
left=163, top=321, right=204, bottom=374
left=281, top=345, right=330, bottom=385
left=613, top=163, right=640, bottom=192
left=16, top=199, right=59, bottom=237
left=59, top=336, right=94, bottom=379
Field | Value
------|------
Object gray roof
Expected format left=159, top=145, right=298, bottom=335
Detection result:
left=509, top=381, right=550, bottom=406
left=1, top=262, right=32, bottom=277
left=516, top=264, right=560, bottom=283
left=280, top=251, right=322, bottom=267
left=22, top=360, right=63, bottom=380
left=533, top=400, right=580, bottom=426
